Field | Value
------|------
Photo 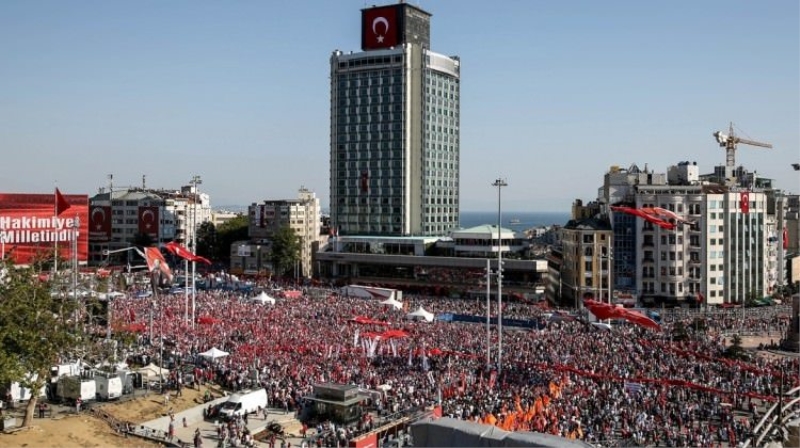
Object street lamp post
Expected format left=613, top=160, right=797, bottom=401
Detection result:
left=492, top=178, right=507, bottom=373
left=189, top=175, right=201, bottom=329
left=485, top=258, right=491, bottom=369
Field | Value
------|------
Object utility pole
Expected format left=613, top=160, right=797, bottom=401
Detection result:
left=485, top=259, right=491, bottom=368
left=492, top=178, right=507, bottom=374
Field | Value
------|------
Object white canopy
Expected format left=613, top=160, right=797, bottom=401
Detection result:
left=250, top=291, right=276, bottom=305
left=591, top=322, right=612, bottom=331
left=137, top=363, right=170, bottom=379
left=406, top=306, right=434, bottom=322
left=199, top=347, right=230, bottom=360
left=380, top=297, right=404, bottom=310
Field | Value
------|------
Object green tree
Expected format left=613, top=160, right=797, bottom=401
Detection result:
left=215, top=215, right=249, bottom=263
left=269, top=226, right=301, bottom=277
left=195, top=221, right=218, bottom=261
left=0, top=263, right=81, bottom=427
left=724, top=334, right=749, bottom=360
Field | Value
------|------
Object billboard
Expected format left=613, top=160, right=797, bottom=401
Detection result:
left=0, top=192, right=89, bottom=264
left=362, top=4, right=401, bottom=50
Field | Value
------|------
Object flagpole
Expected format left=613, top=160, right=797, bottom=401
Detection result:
left=53, top=186, right=58, bottom=277
left=184, top=259, right=189, bottom=324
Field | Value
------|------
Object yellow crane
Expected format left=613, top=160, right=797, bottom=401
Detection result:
left=713, top=122, right=772, bottom=186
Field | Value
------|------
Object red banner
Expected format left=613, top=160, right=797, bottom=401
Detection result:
left=138, top=206, right=159, bottom=239
left=362, top=4, right=401, bottom=50
left=0, top=192, right=89, bottom=264
left=89, top=205, right=112, bottom=242
left=740, top=191, right=750, bottom=214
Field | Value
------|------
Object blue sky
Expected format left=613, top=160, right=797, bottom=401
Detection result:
left=1, top=0, right=797, bottom=212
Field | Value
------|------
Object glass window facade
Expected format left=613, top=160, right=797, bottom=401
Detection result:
left=330, top=47, right=460, bottom=236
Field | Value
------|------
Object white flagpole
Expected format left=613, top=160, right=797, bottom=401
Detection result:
left=184, top=258, right=189, bottom=324
left=53, top=187, right=58, bottom=276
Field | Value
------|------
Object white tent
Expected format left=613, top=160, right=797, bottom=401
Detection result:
left=380, top=297, right=404, bottom=310
left=199, top=347, right=230, bottom=361
left=591, top=322, right=612, bottom=331
left=406, top=307, right=434, bottom=322
left=138, top=363, right=170, bottom=380
left=250, top=291, right=276, bottom=305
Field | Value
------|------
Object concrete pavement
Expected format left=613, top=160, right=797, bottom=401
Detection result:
left=140, top=402, right=310, bottom=447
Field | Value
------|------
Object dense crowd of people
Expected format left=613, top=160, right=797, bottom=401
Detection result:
left=107, top=279, right=798, bottom=447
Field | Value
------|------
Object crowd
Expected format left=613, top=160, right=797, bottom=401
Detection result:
left=108, top=282, right=798, bottom=447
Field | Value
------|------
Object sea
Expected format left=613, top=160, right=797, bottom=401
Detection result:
left=459, top=211, right=571, bottom=229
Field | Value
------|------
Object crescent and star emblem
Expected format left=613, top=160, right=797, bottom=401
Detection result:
left=142, top=209, right=155, bottom=229
left=372, top=16, right=389, bottom=43
left=91, top=207, right=106, bottom=231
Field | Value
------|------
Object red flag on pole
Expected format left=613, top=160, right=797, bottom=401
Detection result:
left=164, top=241, right=212, bottom=264
left=55, top=188, right=71, bottom=216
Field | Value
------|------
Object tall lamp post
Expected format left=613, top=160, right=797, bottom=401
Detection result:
left=189, top=175, right=201, bottom=329
left=492, top=178, right=507, bottom=373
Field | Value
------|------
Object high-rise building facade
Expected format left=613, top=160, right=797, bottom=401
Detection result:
left=330, top=3, right=460, bottom=237
left=247, top=187, right=321, bottom=278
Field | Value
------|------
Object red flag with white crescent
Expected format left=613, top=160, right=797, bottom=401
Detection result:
left=164, top=241, right=211, bottom=264
left=740, top=191, right=750, bottom=214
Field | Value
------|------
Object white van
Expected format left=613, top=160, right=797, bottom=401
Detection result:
left=217, top=389, right=267, bottom=420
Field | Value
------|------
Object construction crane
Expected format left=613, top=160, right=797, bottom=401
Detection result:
left=713, top=122, right=772, bottom=186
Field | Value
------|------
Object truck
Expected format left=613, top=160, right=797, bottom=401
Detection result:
left=56, top=374, right=97, bottom=405
left=1, top=375, right=46, bottom=404
left=50, top=362, right=85, bottom=384
left=94, top=372, right=123, bottom=401
left=217, top=389, right=268, bottom=420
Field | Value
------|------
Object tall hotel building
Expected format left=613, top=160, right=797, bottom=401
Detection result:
left=330, top=3, right=460, bottom=237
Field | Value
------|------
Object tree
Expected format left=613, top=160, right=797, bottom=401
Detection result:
left=0, top=263, right=81, bottom=427
left=724, top=334, right=749, bottom=361
left=269, top=226, right=301, bottom=277
left=195, top=221, right=218, bottom=261
left=215, top=215, right=249, bottom=264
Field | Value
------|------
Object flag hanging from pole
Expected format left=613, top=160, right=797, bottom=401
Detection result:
left=740, top=191, right=750, bottom=214
left=164, top=241, right=211, bottom=264
left=55, top=188, right=71, bottom=216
